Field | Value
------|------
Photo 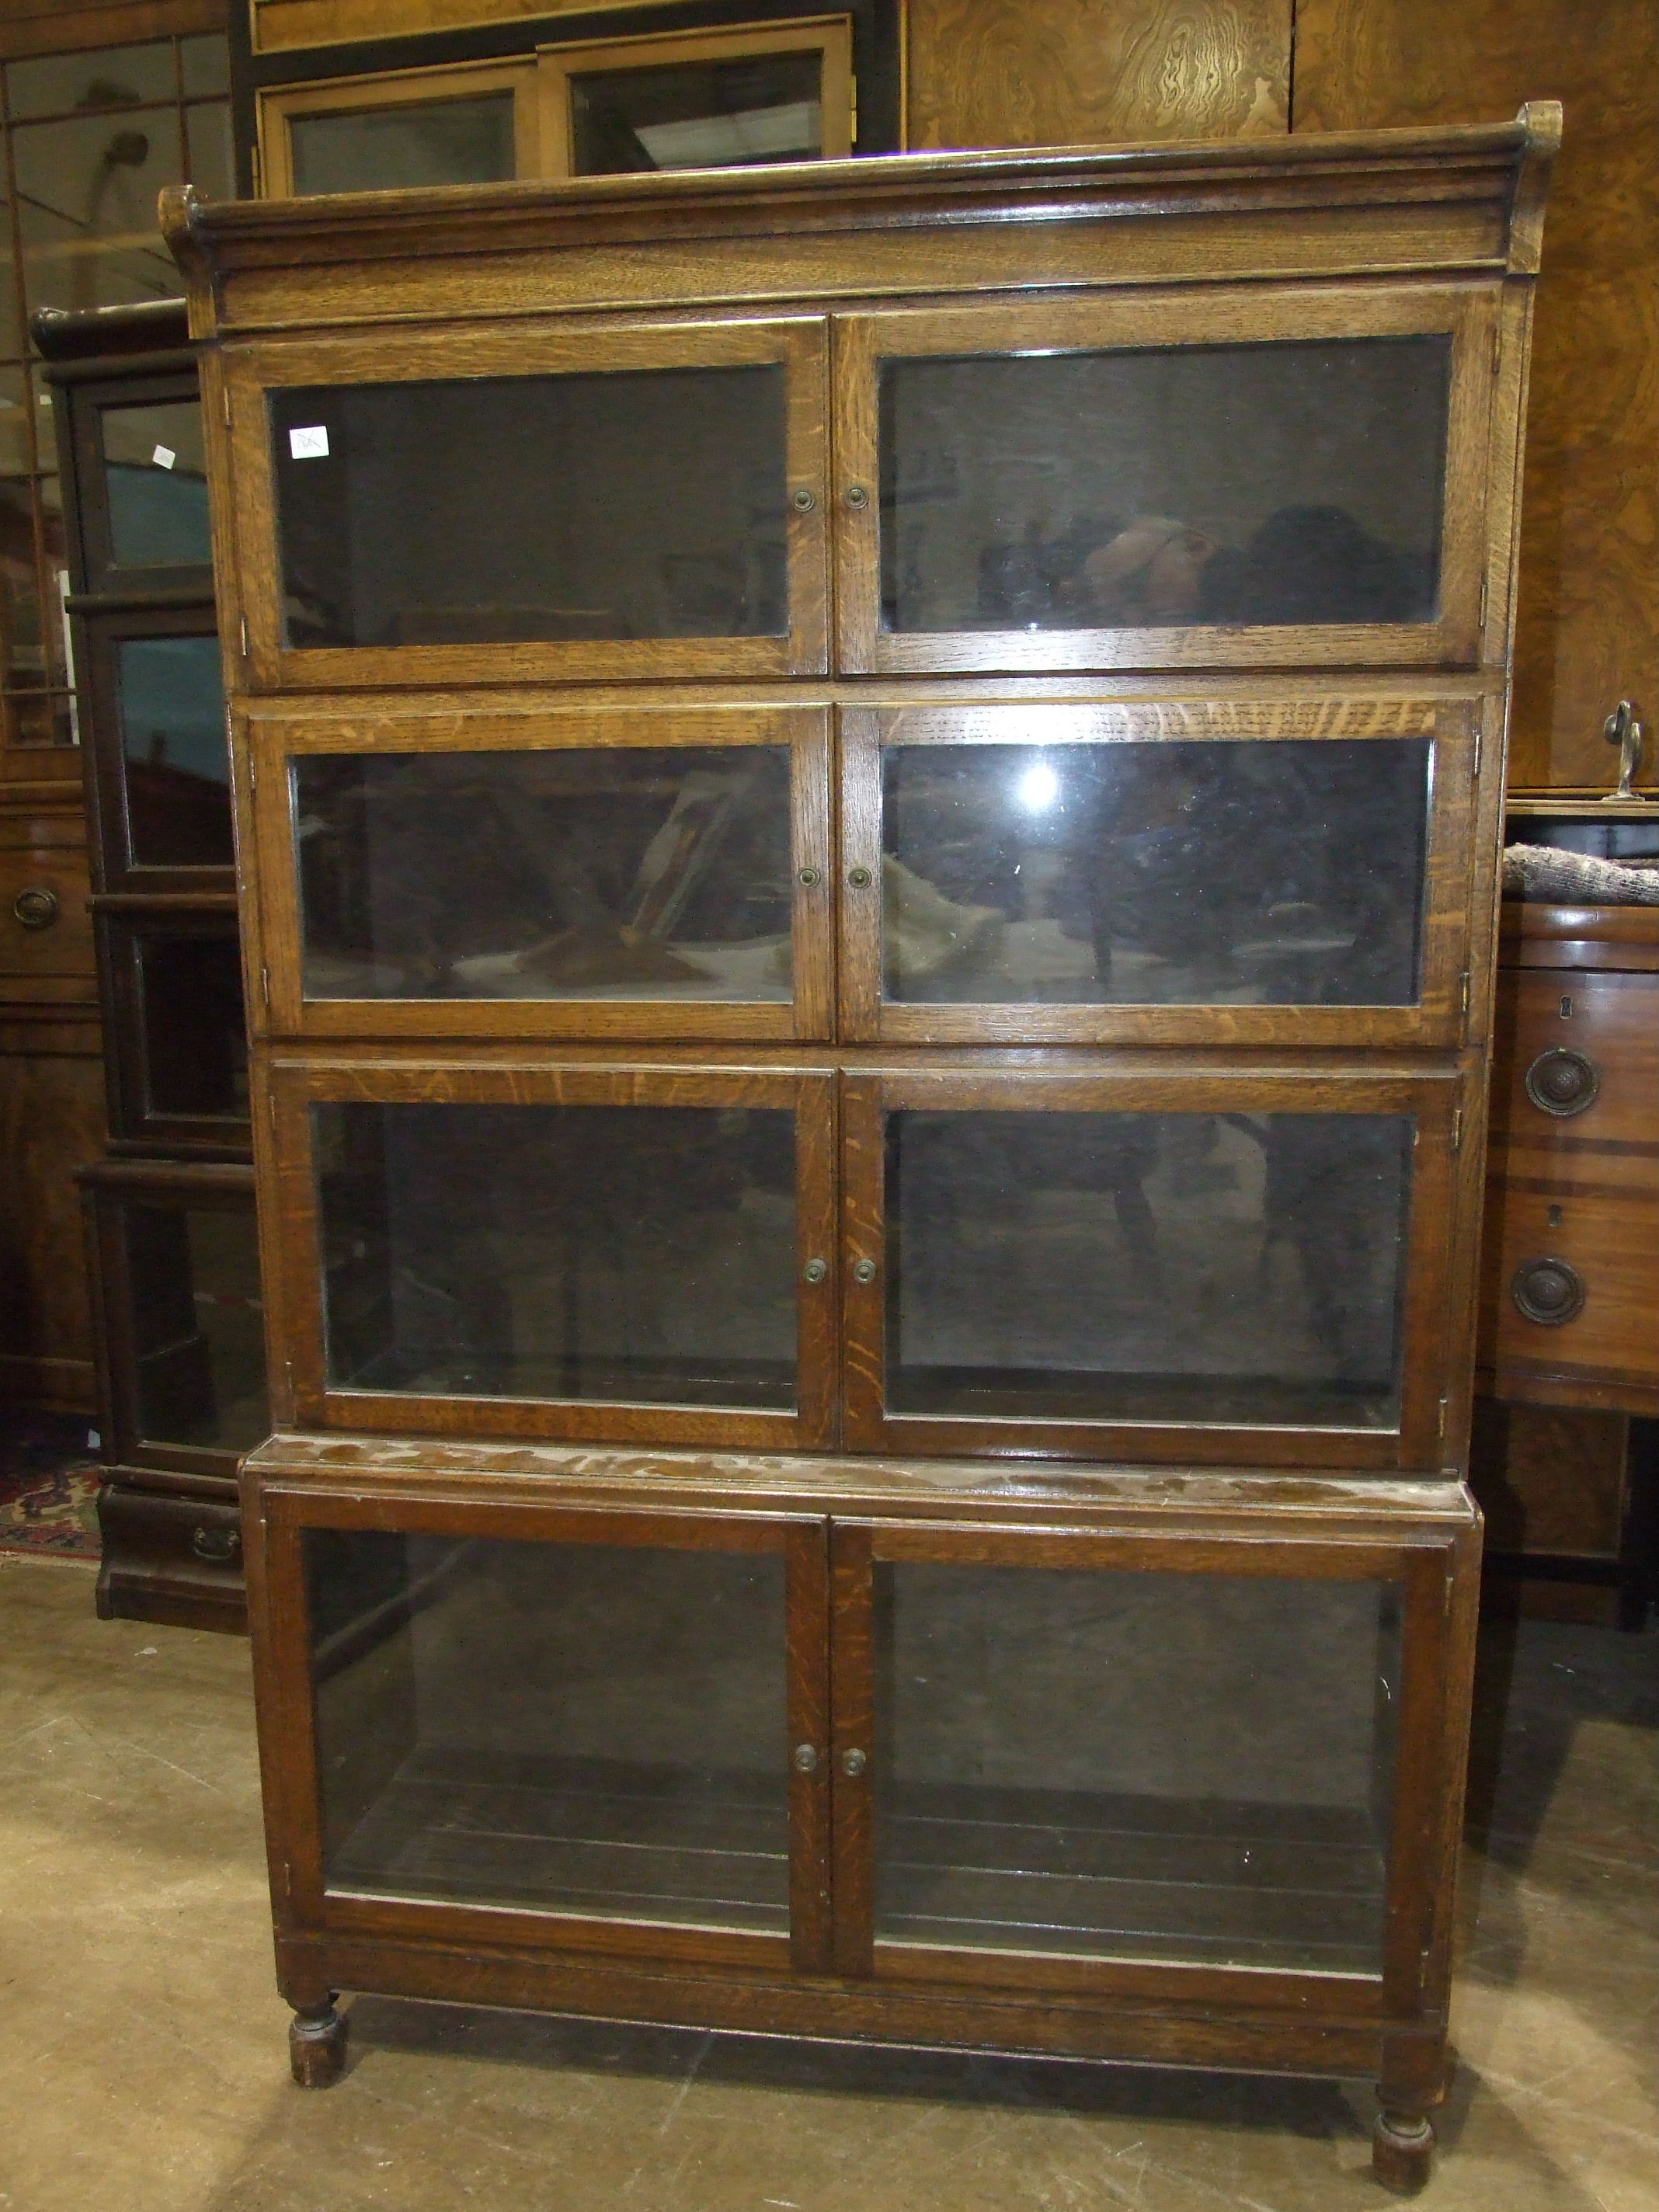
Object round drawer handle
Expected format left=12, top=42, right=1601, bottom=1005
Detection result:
left=190, top=1523, right=242, bottom=1564
left=1525, top=1046, right=1599, bottom=1118
left=1511, top=1256, right=1586, bottom=1327
left=12, top=885, right=58, bottom=930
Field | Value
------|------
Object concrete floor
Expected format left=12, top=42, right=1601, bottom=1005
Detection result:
left=0, top=1553, right=1652, bottom=2212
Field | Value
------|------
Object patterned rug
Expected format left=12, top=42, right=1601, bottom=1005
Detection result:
left=0, top=1413, right=103, bottom=1561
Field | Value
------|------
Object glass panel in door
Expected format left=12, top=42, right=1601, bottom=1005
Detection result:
left=125, top=1200, right=268, bottom=1453
left=134, top=928, right=248, bottom=1118
left=295, top=746, right=794, bottom=1003
left=306, top=1529, right=790, bottom=1930
left=289, top=94, right=517, bottom=195
left=117, top=633, right=232, bottom=868
left=568, top=50, right=826, bottom=173
left=270, top=366, right=788, bottom=649
left=880, top=738, right=1431, bottom=1008
left=99, top=399, right=210, bottom=569
left=880, top=338, right=1450, bottom=635
left=872, top=1562, right=1402, bottom=1972
left=315, top=1101, right=798, bottom=1408
left=886, top=1108, right=1411, bottom=1428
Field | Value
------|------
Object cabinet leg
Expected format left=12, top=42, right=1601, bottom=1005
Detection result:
left=289, top=2000, right=346, bottom=2088
left=1372, top=2106, right=1435, bottom=2194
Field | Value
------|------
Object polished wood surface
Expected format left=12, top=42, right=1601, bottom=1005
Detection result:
left=906, top=0, right=1289, bottom=151
left=181, top=122, right=1544, bottom=2176
left=1480, top=909, right=1659, bottom=1414
left=0, top=1010, right=105, bottom=1410
left=1470, top=1402, right=1628, bottom=1559
left=1294, top=0, right=1658, bottom=794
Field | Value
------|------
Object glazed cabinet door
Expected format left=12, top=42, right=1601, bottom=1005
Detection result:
left=833, top=285, right=1497, bottom=676
left=266, top=1059, right=836, bottom=1449
left=224, top=316, right=829, bottom=689
left=838, top=697, right=1483, bottom=1049
left=99, top=906, right=250, bottom=1152
left=249, top=704, right=832, bottom=1042
left=82, top=613, right=232, bottom=894
left=82, top=1162, right=267, bottom=1480
left=840, top=1066, right=1462, bottom=1469
left=826, top=1518, right=1466, bottom=2023
left=65, top=367, right=213, bottom=593
left=256, top=1491, right=833, bottom=1974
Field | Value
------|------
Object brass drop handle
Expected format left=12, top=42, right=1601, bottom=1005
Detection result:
left=1602, top=700, right=1646, bottom=801
left=190, top=1523, right=241, bottom=1563
left=12, top=885, right=58, bottom=930
left=1511, top=1257, right=1585, bottom=1327
left=1525, top=1047, right=1599, bottom=1117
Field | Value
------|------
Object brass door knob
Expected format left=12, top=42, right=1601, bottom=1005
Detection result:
left=1511, top=1257, right=1585, bottom=1327
left=1525, top=1046, right=1599, bottom=1117
left=12, top=885, right=58, bottom=930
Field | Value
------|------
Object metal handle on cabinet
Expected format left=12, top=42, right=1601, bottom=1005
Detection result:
left=190, top=1523, right=242, bottom=1563
left=12, top=885, right=57, bottom=930
left=851, top=1257, right=877, bottom=1285
left=840, top=1748, right=867, bottom=1778
left=1525, top=1046, right=1599, bottom=1117
left=1602, top=700, right=1646, bottom=801
left=791, top=1743, right=820, bottom=1773
left=1511, top=1257, right=1585, bottom=1327
left=845, top=485, right=869, bottom=511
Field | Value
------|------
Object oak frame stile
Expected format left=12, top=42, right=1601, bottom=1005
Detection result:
left=162, top=105, right=1557, bottom=2193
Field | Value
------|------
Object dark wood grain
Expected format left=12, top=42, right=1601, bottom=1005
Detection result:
left=906, top=0, right=1290, bottom=151
left=1294, top=0, right=1658, bottom=792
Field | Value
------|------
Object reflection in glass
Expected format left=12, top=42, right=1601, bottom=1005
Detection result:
left=289, top=94, right=517, bottom=196
left=126, top=1201, right=268, bottom=1452
left=569, top=50, right=824, bottom=173
left=117, top=634, right=231, bottom=867
left=316, top=1102, right=798, bottom=1408
left=882, top=739, right=1430, bottom=1007
left=874, top=1563, right=1400, bottom=1971
left=14, top=106, right=185, bottom=318
left=880, top=338, right=1450, bottom=633
left=135, top=930, right=248, bottom=1118
left=296, top=747, right=792, bottom=1002
left=101, top=400, right=210, bottom=568
left=886, top=1110, right=1411, bottom=1428
left=270, top=367, right=787, bottom=649
left=307, top=1530, right=789, bottom=1927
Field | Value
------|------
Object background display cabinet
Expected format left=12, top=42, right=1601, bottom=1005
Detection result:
left=169, top=109, right=1556, bottom=2193
left=37, top=301, right=263, bottom=1630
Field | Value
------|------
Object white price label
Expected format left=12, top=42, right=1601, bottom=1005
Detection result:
left=288, top=425, right=330, bottom=460
left=150, top=443, right=176, bottom=470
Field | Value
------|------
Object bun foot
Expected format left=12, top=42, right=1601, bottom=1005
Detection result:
left=1372, top=2108, right=1435, bottom=2194
left=289, top=2002, right=346, bottom=2088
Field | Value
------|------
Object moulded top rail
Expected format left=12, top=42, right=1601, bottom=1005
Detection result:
left=160, top=103, right=1560, bottom=340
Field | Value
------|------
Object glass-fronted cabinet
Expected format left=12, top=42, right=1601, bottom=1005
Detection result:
left=252, top=708, right=831, bottom=1041
left=268, top=1063, right=836, bottom=1449
left=834, top=287, right=1497, bottom=674
left=249, top=1469, right=1472, bottom=2033
left=66, top=370, right=214, bottom=592
left=838, top=700, right=1481, bottom=1047
left=100, top=909, right=249, bottom=1151
left=86, top=616, right=232, bottom=892
left=227, top=318, right=830, bottom=687
left=840, top=1069, right=1460, bottom=1467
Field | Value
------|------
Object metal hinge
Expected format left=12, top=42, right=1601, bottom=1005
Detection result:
left=1459, top=970, right=1473, bottom=1031
left=247, top=753, right=256, bottom=797
left=222, top=382, right=231, bottom=426
left=1492, top=326, right=1503, bottom=374
left=1478, top=577, right=1488, bottom=629
left=266, top=1090, right=277, bottom=1133
left=1471, top=725, right=1482, bottom=782
left=239, top=614, right=249, bottom=657
left=1451, top=1105, right=1464, bottom=1153
left=259, top=965, right=270, bottom=1009
left=1437, top=1396, right=1449, bottom=1437
left=849, top=73, right=857, bottom=144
